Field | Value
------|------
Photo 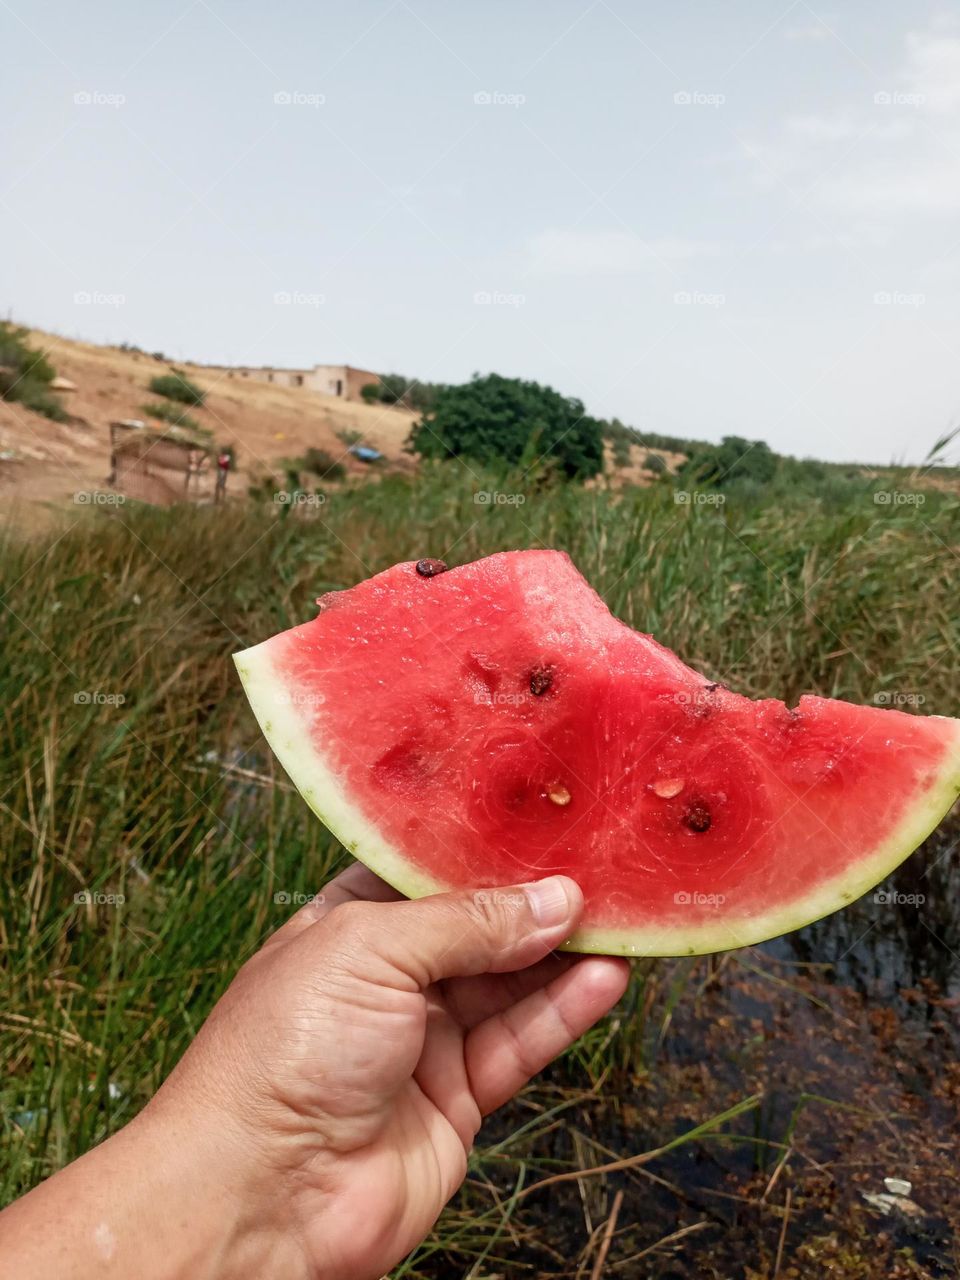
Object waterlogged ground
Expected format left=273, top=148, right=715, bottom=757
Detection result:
left=409, top=817, right=960, bottom=1279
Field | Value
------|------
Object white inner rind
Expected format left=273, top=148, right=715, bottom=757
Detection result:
left=235, top=640, right=960, bottom=958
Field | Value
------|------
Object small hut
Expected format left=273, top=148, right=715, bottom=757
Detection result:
left=109, top=420, right=211, bottom=505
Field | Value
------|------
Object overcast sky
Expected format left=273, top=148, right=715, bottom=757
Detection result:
left=4, top=1, right=960, bottom=464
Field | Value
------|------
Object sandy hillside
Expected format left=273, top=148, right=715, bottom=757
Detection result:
left=0, top=328, right=419, bottom=527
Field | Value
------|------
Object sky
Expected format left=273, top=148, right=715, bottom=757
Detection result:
left=3, top=0, right=960, bottom=464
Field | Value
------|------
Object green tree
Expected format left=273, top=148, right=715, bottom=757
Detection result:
left=409, top=373, right=604, bottom=479
left=679, top=435, right=778, bottom=488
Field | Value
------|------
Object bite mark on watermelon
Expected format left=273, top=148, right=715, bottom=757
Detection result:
left=235, top=550, right=960, bottom=956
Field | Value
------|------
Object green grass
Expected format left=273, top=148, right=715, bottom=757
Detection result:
left=1, top=465, right=958, bottom=1271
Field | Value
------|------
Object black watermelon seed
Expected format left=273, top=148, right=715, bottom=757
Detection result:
left=415, top=558, right=448, bottom=578
left=530, top=666, right=554, bottom=696
left=683, top=801, right=712, bottom=833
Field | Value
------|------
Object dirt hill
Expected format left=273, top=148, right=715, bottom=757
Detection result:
left=0, top=329, right=420, bottom=528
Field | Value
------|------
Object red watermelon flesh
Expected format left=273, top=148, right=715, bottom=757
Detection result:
left=235, top=550, right=960, bottom=956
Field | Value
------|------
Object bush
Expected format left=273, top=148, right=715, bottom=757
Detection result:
left=336, top=428, right=363, bottom=447
left=141, top=401, right=203, bottom=432
left=679, top=435, right=778, bottom=489
left=148, top=371, right=206, bottom=406
left=644, top=452, right=667, bottom=475
left=0, top=323, right=67, bottom=421
left=362, top=374, right=443, bottom=413
left=300, top=448, right=346, bottom=481
left=409, top=373, right=604, bottom=479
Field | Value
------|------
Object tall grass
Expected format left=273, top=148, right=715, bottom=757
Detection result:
left=1, top=467, right=957, bottom=1266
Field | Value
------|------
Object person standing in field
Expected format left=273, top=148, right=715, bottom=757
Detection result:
left=215, top=449, right=230, bottom=502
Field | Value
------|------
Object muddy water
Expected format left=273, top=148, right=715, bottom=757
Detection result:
left=467, top=818, right=960, bottom=1279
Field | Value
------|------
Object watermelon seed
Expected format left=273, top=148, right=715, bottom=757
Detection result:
left=530, top=666, right=553, bottom=696
left=652, top=777, right=684, bottom=799
left=547, top=784, right=571, bottom=806
left=683, top=800, right=712, bottom=833
left=416, top=558, right=448, bottom=577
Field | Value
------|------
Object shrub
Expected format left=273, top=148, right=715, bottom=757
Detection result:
left=360, top=384, right=380, bottom=405
left=148, top=371, right=206, bottom=406
left=644, top=452, right=667, bottom=475
left=0, top=323, right=67, bottom=421
left=336, top=428, right=363, bottom=447
left=409, top=373, right=604, bottom=480
left=142, top=401, right=202, bottom=432
left=300, top=448, right=346, bottom=481
left=679, top=436, right=778, bottom=489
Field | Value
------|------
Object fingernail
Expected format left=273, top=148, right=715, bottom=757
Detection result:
left=525, top=877, right=573, bottom=928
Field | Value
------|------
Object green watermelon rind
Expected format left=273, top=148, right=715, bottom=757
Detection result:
left=235, top=641, right=960, bottom=958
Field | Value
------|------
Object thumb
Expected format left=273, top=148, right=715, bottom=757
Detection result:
left=358, top=877, right=584, bottom=988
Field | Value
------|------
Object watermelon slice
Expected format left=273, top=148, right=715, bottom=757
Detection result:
left=235, top=551, right=960, bottom=956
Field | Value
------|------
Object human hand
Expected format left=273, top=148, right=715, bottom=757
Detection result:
left=0, top=865, right=628, bottom=1280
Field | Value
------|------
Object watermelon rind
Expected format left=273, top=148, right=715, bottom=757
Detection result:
left=235, top=640, right=960, bottom=958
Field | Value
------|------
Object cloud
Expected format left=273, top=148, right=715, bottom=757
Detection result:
left=527, top=229, right=717, bottom=274
left=742, top=24, right=960, bottom=216
left=902, top=29, right=960, bottom=112
left=785, top=114, right=913, bottom=143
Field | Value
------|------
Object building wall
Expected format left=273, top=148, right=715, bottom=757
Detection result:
left=203, top=364, right=380, bottom=400
left=306, top=365, right=380, bottom=401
